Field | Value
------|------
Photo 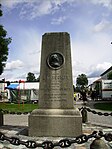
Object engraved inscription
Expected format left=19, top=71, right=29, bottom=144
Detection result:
left=42, top=75, right=69, bottom=81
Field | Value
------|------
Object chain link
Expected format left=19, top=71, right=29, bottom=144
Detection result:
left=0, top=132, right=5, bottom=141
left=59, top=139, right=71, bottom=148
left=25, top=140, right=38, bottom=148
left=79, top=107, right=112, bottom=116
left=9, top=137, right=20, bottom=145
left=0, top=107, right=112, bottom=116
left=0, top=131, right=112, bottom=149
left=42, top=141, right=54, bottom=149
left=0, top=109, right=31, bottom=115
left=104, top=133, right=112, bottom=142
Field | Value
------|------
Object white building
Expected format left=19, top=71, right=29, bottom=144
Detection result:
left=102, top=80, right=112, bottom=99
left=0, top=82, right=9, bottom=100
left=5, top=82, right=39, bottom=102
left=89, top=66, right=112, bottom=99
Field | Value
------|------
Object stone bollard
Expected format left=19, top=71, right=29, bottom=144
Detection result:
left=0, top=109, right=3, bottom=126
left=90, top=138, right=109, bottom=149
left=81, top=107, right=87, bottom=123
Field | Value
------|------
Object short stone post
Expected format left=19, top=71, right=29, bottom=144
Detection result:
left=81, top=107, right=87, bottom=123
left=90, top=138, right=109, bottom=149
left=0, top=109, right=3, bottom=126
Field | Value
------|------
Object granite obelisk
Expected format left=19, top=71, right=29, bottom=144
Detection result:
left=29, top=32, right=82, bottom=137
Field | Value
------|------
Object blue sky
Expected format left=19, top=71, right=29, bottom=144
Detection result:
left=0, top=0, right=112, bottom=85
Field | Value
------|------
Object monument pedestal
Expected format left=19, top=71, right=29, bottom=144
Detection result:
left=29, top=32, right=82, bottom=137
left=29, top=108, right=82, bottom=137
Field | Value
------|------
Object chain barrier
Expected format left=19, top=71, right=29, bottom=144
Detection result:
left=0, top=106, right=112, bottom=116
left=0, top=131, right=112, bottom=148
left=0, top=109, right=32, bottom=115
left=0, top=107, right=112, bottom=148
left=79, top=107, right=112, bottom=116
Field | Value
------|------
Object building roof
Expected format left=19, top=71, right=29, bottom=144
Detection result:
left=93, top=78, right=102, bottom=83
left=6, top=84, right=19, bottom=90
left=100, top=66, right=112, bottom=76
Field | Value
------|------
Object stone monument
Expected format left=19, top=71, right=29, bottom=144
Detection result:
left=29, top=32, right=82, bottom=137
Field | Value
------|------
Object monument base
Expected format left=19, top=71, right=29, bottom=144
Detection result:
left=29, top=108, right=82, bottom=137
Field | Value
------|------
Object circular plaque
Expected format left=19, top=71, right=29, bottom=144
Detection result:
left=47, top=52, right=64, bottom=69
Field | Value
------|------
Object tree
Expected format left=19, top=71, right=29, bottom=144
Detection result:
left=76, top=74, right=88, bottom=91
left=107, top=71, right=112, bottom=80
left=0, top=4, right=11, bottom=75
left=26, top=72, right=36, bottom=82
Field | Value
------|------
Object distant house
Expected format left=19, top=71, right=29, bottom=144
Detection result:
left=101, top=80, right=112, bottom=99
left=0, top=82, right=9, bottom=101
left=100, top=66, right=112, bottom=79
left=100, top=66, right=112, bottom=99
left=89, top=66, right=112, bottom=100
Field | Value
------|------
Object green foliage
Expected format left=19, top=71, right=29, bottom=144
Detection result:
left=26, top=72, right=36, bottom=82
left=0, top=4, right=11, bottom=75
left=107, top=71, right=112, bottom=79
left=76, top=74, right=88, bottom=91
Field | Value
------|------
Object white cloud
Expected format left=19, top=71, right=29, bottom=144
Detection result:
left=51, top=16, right=67, bottom=25
left=13, top=27, right=41, bottom=75
left=1, top=0, right=21, bottom=8
left=20, top=1, right=54, bottom=19
left=2, top=0, right=112, bottom=9
left=93, top=20, right=112, bottom=32
left=72, top=60, right=90, bottom=85
left=95, top=62, right=112, bottom=70
left=73, top=62, right=112, bottom=85
left=1, top=0, right=112, bottom=20
left=16, top=28, right=41, bottom=69
left=1, top=0, right=72, bottom=9
left=72, top=60, right=88, bottom=76
left=87, top=62, right=112, bottom=85
left=1, top=0, right=62, bottom=19
left=88, top=62, right=112, bottom=78
left=1, top=0, right=112, bottom=83
left=0, top=26, right=41, bottom=81
left=5, top=60, right=24, bottom=71
left=90, top=0, right=112, bottom=10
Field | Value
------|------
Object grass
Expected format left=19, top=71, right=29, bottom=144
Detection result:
left=0, top=102, right=112, bottom=113
left=0, top=103, right=38, bottom=113
left=94, top=102, right=112, bottom=111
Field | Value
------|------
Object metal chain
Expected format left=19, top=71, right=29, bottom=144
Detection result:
left=0, top=109, right=31, bottom=115
left=79, top=107, right=112, bottom=116
left=0, top=131, right=112, bottom=148
left=0, top=106, right=112, bottom=116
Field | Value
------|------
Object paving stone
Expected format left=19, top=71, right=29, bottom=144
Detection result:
left=0, top=143, right=4, bottom=148
left=75, top=147, right=86, bottom=149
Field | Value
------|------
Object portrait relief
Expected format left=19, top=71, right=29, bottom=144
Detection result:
left=47, top=52, right=64, bottom=69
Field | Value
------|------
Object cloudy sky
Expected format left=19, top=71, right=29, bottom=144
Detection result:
left=0, top=0, right=112, bottom=85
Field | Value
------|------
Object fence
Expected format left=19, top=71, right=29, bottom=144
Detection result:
left=0, top=107, right=112, bottom=149
left=79, top=107, right=112, bottom=123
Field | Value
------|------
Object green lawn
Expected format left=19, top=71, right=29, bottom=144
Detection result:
left=0, top=102, right=112, bottom=113
left=94, top=102, right=112, bottom=111
left=0, top=103, right=38, bottom=113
